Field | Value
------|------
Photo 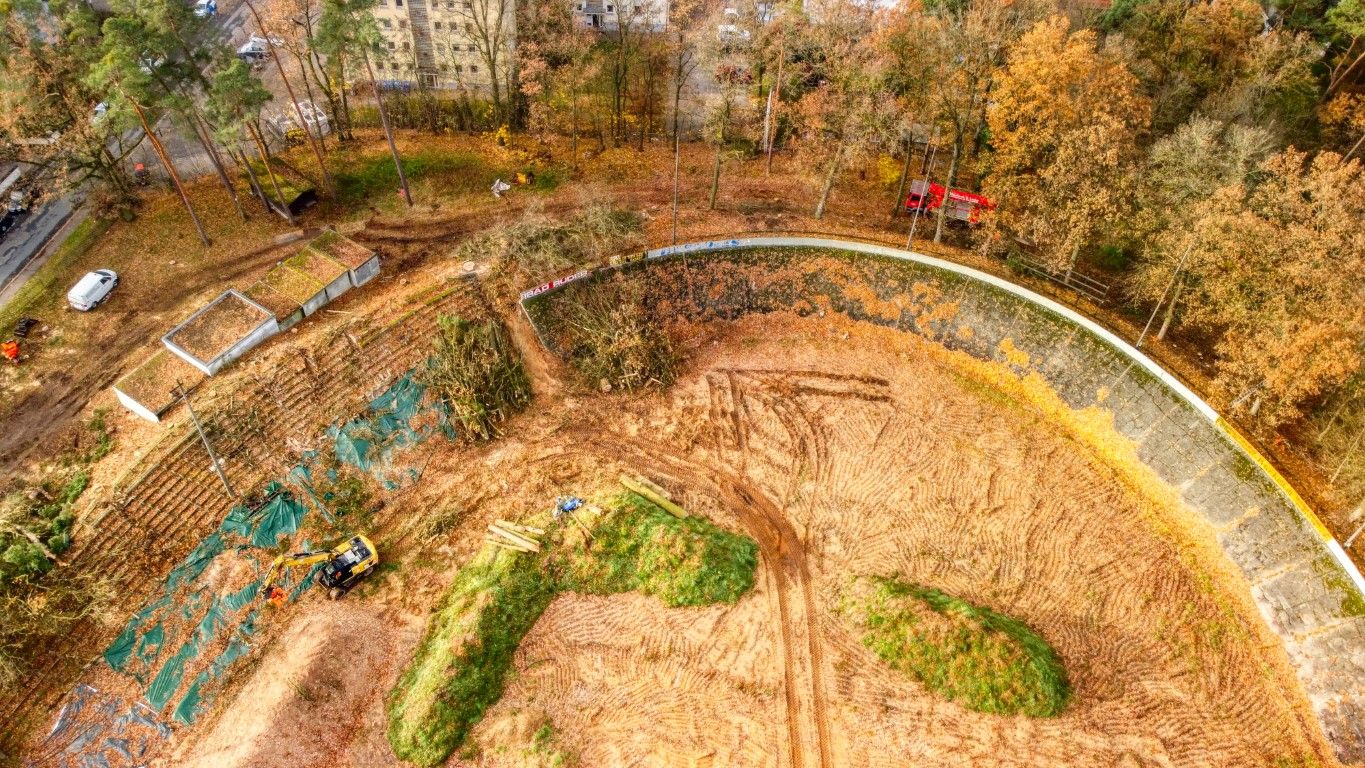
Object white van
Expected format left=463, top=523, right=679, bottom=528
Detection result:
left=67, top=269, right=119, bottom=311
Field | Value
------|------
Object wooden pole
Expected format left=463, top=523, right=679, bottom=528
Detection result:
left=176, top=381, right=235, bottom=498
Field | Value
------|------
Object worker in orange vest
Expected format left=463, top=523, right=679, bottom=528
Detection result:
left=1, top=339, right=18, bottom=364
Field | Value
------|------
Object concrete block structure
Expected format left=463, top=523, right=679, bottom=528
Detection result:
left=161, top=290, right=279, bottom=376
left=307, top=229, right=381, bottom=287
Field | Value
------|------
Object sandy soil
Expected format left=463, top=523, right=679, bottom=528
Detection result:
left=170, top=311, right=1337, bottom=768
left=175, top=600, right=423, bottom=768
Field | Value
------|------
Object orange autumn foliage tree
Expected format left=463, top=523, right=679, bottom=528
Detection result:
left=982, top=17, right=1149, bottom=274
left=1173, top=150, right=1365, bottom=424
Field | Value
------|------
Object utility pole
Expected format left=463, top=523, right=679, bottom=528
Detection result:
left=175, top=381, right=236, bottom=498
left=906, top=130, right=939, bottom=250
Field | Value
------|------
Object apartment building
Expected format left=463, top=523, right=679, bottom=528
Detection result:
left=573, top=0, right=671, bottom=32
left=368, top=0, right=674, bottom=91
left=371, top=0, right=515, bottom=90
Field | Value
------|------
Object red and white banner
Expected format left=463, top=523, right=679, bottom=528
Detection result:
left=520, top=269, right=592, bottom=301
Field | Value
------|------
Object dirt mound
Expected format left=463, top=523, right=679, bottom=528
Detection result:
left=172, top=600, right=422, bottom=768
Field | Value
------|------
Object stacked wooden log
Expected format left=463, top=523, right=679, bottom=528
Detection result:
left=485, top=520, right=544, bottom=553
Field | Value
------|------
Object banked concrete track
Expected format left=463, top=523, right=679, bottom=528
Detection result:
left=521, top=236, right=1365, bottom=764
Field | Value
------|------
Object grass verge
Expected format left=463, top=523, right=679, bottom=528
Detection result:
left=840, top=576, right=1070, bottom=718
left=0, top=216, right=110, bottom=334
left=386, top=492, right=758, bottom=767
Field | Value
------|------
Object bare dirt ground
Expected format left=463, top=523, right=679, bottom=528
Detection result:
left=169, top=310, right=1338, bottom=768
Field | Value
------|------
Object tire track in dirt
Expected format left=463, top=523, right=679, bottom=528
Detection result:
left=575, top=370, right=873, bottom=768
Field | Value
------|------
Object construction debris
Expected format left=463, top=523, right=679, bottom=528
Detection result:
left=554, top=497, right=595, bottom=539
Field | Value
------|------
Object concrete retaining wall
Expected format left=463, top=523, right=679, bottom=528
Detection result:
left=521, top=236, right=1365, bottom=762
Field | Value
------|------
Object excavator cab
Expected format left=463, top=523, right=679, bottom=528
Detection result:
left=317, top=536, right=378, bottom=597
left=262, top=534, right=379, bottom=605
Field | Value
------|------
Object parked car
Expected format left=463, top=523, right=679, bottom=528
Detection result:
left=237, top=36, right=281, bottom=63
left=193, top=0, right=216, bottom=16
left=67, top=269, right=119, bottom=311
left=0, top=209, right=22, bottom=240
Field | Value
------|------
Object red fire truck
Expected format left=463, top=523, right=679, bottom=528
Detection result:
left=904, top=180, right=994, bottom=224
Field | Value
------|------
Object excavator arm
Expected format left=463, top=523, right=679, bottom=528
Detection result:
left=261, top=550, right=333, bottom=604
left=259, top=534, right=378, bottom=606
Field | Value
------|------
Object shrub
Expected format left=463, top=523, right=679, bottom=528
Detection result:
left=456, top=204, right=642, bottom=285
left=560, top=276, right=678, bottom=392
left=422, top=316, right=532, bottom=441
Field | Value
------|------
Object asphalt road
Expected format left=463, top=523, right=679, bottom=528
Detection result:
left=0, top=2, right=255, bottom=310
left=0, top=193, right=77, bottom=304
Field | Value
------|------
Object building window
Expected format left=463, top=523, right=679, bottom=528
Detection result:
left=464, top=22, right=472, bottom=32
left=606, top=4, right=613, bottom=10
left=402, top=41, right=410, bottom=50
left=462, top=1, right=472, bottom=7
left=377, top=60, right=385, bottom=69
left=388, top=41, right=396, bottom=49
left=399, top=19, right=408, bottom=28
left=381, top=18, right=391, bottom=27
left=454, top=64, right=463, bottom=73
left=433, top=20, right=442, bottom=29
left=470, top=64, right=479, bottom=72
left=395, top=0, right=403, bottom=6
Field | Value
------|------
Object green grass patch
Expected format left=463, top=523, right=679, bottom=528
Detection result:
left=559, top=492, right=758, bottom=607
left=841, top=576, right=1070, bottom=718
left=335, top=150, right=484, bottom=205
left=386, top=493, right=757, bottom=767
left=0, top=216, right=111, bottom=334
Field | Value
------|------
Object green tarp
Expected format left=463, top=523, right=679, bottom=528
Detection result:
left=100, top=367, right=451, bottom=725
left=327, top=372, right=451, bottom=489
left=250, top=493, right=309, bottom=548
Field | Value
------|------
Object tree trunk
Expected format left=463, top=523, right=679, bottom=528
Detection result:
left=131, top=99, right=209, bottom=247
left=1064, top=241, right=1081, bottom=282
left=891, top=135, right=913, bottom=219
left=242, top=0, right=334, bottom=196
left=295, top=54, right=327, bottom=152
left=709, top=141, right=722, bottom=210
left=191, top=110, right=246, bottom=221
left=337, top=55, right=354, bottom=140
left=1156, top=279, right=1183, bottom=341
left=1346, top=129, right=1365, bottom=162
left=571, top=87, right=580, bottom=168
left=1331, top=422, right=1365, bottom=484
left=364, top=52, right=412, bottom=207
left=765, top=39, right=784, bottom=177
left=234, top=144, right=268, bottom=207
left=814, top=145, right=843, bottom=220
left=672, top=129, right=681, bottom=244
left=248, top=121, right=295, bottom=224
left=933, top=135, right=961, bottom=243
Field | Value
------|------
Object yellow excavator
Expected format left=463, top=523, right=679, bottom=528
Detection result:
left=262, top=534, right=379, bottom=606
